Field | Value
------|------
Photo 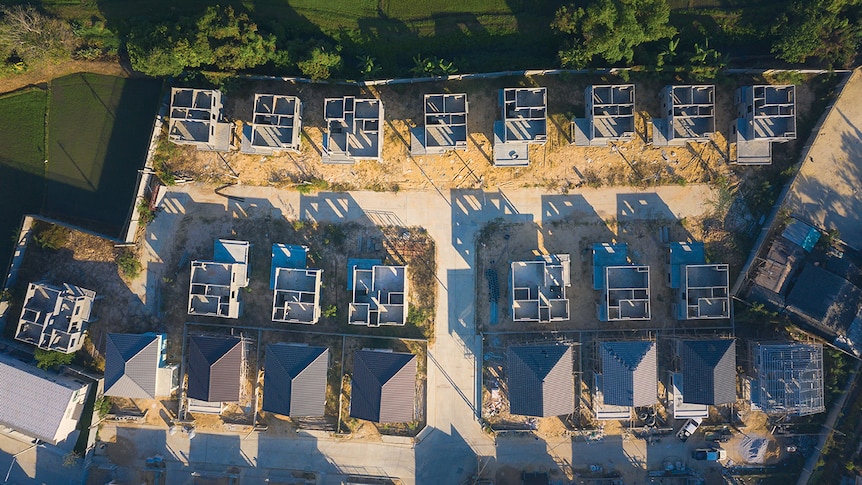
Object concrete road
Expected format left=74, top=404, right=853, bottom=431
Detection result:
left=127, top=183, right=717, bottom=484
left=0, top=432, right=82, bottom=485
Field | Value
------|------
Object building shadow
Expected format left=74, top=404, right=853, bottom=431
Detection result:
left=415, top=426, right=479, bottom=484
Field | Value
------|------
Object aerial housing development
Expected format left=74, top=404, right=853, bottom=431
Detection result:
left=3, top=5, right=862, bottom=483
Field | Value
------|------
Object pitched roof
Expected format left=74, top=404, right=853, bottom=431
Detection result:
left=0, top=353, right=88, bottom=444
left=350, top=350, right=416, bottom=423
left=262, top=344, right=328, bottom=417
left=187, top=335, right=243, bottom=402
left=601, top=341, right=657, bottom=407
left=507, top=345, right=573, bottom=417
left=104, top=333, right=160, bottom=399
left=679, top=339, right=736, bottom=405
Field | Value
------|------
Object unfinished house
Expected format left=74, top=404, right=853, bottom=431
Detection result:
left=168, top=88, right=231, bottom=151
left=652, top=85, right=715, bottom=146
left=0, top=353, right=90, bottom=447
left=241, top=94, right=301, bottom=154
left=188, top=239, right=250, bottom=319
left=104, top=333, right=178, bottom=399
left=506, top=344, right=574, bottom=417
left=493, top=87, right=547, bottom=166
left=592, top=243, right=650, bottom=321
left=733, top=85, right=796, bottom=165
left=411, top=93, right=468, bottom=155
left=322, top=96, right=383, bottom=163
left=669, top=339, right=736, bottom=419
left=15, top=282, right=96, bottom=354
left=510, top=255, right=571, bottom=323
left=667, top=242, right=730, bottom=320
left=593, top=341, right=657, bottom=420
left=350, top=350, right=416, bottom=423
left=262, top=344, right=328, bottom=418
left=186, top=335, right=244, bottom=412
left=750, top=342, right=825, bottom=416
left=573, top=84, right=635, bottom=146
left=349, top=264, right=408, bottom=327
left=271, top=244, right=323, bottom=325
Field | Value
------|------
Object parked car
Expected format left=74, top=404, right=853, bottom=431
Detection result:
left=693, top=447, right=727, bottom=461
left=676, top=417, right=702, bottom=442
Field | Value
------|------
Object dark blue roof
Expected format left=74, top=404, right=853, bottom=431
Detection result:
left=592, top=243, right=628, bottom=290
left=668, top=242, right=706, bottom=288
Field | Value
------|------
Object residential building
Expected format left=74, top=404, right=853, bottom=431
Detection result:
left=186, top=335, right=244, bottom=406
left=667, top=242, right=730, bottom=320
left=0, top=352, right=90, bottom=446
left=593, top=341, right=657, bottom=420
left=652, top=85, right=715, bottom=146
left=262, top=344, right=328, bottom=418
left=104, top=333, right=178, bottom=399
left=188, top=239, right=250, bottom=319
left=493, top=87, right=547, bottom=166
left=411, top=93, right=468, bottom=155
left=733, top=85, right=796, bottom=165
left=750, top=342, right=824, bottom=416
left=350, top=350, right=416, bottom=423
left=573, top=84, right=635, bottom=146
left=15, top=282, right=95, bottom=354
left=349, top=263, right=408, bottom=327
left=669, top=339, right=736, bottom=419
left=322, top=96, right=383, bottom=163
left=510, top=255, right=570, bottom=323
left=592, top=243, right=650, bottom=321
left=241, top=94, right=301, bottom=154
left=168, top=88, right=232, bottom=151
left=271, top=244, right=323, bottom=324
left=506, top=344, right=573, bottom=417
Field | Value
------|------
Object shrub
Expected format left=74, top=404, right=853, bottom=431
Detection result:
left=322, top=305, right=338, bottom=318
left=117, top=249, right=142, bottom=279
left=137, top=200, right=155, bottom=225
left=34, top=223, right=69, bottom=250
left=35, top=348, right=73, bottom=370
left=94, top=396, right=111, bottom=418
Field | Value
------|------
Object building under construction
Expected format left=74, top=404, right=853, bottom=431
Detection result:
left=750, top=342, right=825, bottom=416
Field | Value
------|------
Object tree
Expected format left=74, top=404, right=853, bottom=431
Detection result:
left=552, top=0, right=676, bottom=68
left=297, top=46, right=342, bottom=81
left=771, top=0, right=862, bottom=67
left=0, top=5, right=77, bottom=64
left=34, top=348, right=74, bottom=370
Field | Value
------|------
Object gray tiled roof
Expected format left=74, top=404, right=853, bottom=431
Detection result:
left=0, top=353, right=88, bottom=444
left=679, top=339, right=737, bottom=405
left=350, top=350, right=416, bottom=423
left=187, top=335, right=243, bottom=402
left=263, top=344, right=328, bottom=417
left=507, top=345, right=574, bottom=417
left=601, top=341, right=657, bottom=407
left=104, top=333, right=159, bottom=399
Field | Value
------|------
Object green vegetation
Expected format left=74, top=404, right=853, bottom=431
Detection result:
left=94, top=396, right=111, bottom=418
left=34, top=222, right=70, bottom=250
left=0, top=5, right=77, bottom=68
left=137, top=200, right=155, bottom=225
left=116, top=248, right=142, bottom=279
left=552, top=0, right=676, bottom=68
left=322, top=304, right=338, bottom=319
left=0, top=88, right=47, bottom=265
left=34, top=348, right=74, bottom=370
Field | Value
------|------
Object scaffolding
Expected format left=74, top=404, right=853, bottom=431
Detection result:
left=751, top=342, right=825, bottom=416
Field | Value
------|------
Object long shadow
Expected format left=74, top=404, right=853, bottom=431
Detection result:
left=0, top=166, right=44, bottom=272
left=415, top=426, right=480, bottom=484
left=451, top=189, right=534, bottom=263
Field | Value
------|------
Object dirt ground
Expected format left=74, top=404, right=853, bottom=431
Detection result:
left=160, top=73, right=822, bottom=195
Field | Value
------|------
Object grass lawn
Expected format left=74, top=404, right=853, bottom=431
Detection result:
left=0, top=88, right=47, bottom=268
left=46, top=73, right=161, bottom=237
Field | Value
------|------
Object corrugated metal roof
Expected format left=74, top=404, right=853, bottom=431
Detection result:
left=679, top=339, right=736, bottom=405
left=350, top=350, right=416, bottom=423
left=104, top=333, right=159, bottom=399
left=187, top=335, right=242, bottom=402
left=262, top=344, right=328, bottom=417
left=601, top=341, right=657, bottom=407
left=0, top=353, right=89, bottom=444
left=507, top=345, right=573, bottom=417
left=781, top=219, right=820, bottom=252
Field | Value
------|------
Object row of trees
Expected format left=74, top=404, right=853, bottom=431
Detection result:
left=1, top=1, right=861, bottom=79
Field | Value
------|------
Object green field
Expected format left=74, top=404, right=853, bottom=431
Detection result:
left=45, top=73, right=162, bottom=235
left=0, top=89, right=47, bottom=269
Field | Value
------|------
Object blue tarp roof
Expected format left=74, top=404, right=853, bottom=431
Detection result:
left=271, top=244, right=308, bottom=289
left=347, top=258, right=382, bottom=290
left=668, top=242, right=706, bottom=288
left=781, top=219, right=820, bottom=252
left=592, top=243, right=628, bottom=290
